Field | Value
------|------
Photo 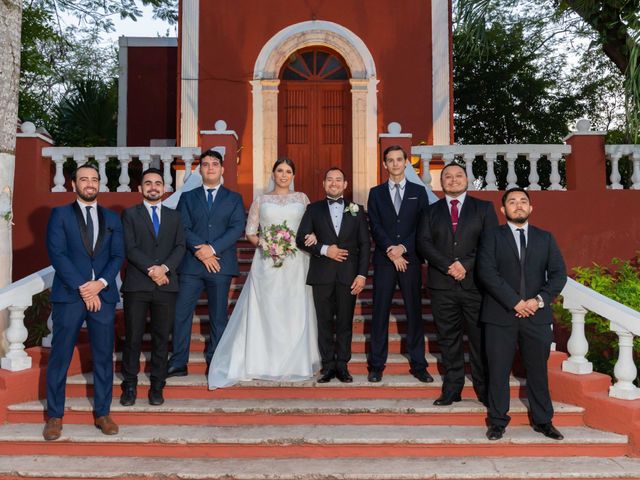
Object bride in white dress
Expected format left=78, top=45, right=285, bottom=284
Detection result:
left=208, top=158, right=321, bottom=389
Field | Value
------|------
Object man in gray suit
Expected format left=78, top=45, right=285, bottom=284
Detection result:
left=120, top=168, right=186, bottom=406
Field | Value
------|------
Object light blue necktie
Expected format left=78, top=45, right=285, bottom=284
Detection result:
left=207, top=188, right=215, bottom=209
left=151, top=206, right=160, bottom=237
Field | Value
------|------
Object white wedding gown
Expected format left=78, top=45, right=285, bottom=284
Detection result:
left=208, top=192, right=321, bottom=389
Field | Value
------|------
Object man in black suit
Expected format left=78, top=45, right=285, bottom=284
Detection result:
left=366, top=145, right=432, bottom=383
left=417, top=163, right=498, bottom=406
left=477, top=187, right=567, bottom=441
left=296, top=167, right=370, bottom=383
left=120, top=168, right=186, bottom=406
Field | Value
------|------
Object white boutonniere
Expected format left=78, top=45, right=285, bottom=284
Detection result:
left=344, top=202, right=359, bottom=217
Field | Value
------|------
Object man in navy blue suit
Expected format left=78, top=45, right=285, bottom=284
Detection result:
left=44, top=164, right=124, bottom=441
left=367, top=145, right=432, bottom=383
left=167, top=150, right=246, bottom=377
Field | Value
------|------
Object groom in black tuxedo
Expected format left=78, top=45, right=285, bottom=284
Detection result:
left=297, top=167, right=370, bottom=383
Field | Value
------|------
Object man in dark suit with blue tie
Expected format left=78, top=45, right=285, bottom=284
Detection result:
left=167, top=150, right=245, bottom=377
left=477, top=188, right=566, bottom=441
left=120, top=168, right=186, bottom=406
left=366, top=145, right=432, bottom=383
left=44, top=164, right=124, bottom=441
left=417, top=163, right=498, bottom=406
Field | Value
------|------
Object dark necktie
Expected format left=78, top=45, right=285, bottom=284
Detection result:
left=517, top=228, right=526, bottom=298
left=327, top=197, right=344, bottom=205
left=450, top=199, right=460, bottom=233
left=207, top=188, right=215, bottom=209
left=393, top=183, right=402, bottom=214
left=85, top=206, right=94, bottom=250
left=151, top=206, right=160, bottom=237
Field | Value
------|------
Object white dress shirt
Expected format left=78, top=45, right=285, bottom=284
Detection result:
left=76, top=199, right=107, bottom=286
left=445, top=191, right=467, bottom=215
left=388, top=177, right=407, bottom=200
left=507, top=221, right=529, bottom=258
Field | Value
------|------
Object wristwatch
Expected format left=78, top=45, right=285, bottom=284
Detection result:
left=535, top=295, right=545, bottom=309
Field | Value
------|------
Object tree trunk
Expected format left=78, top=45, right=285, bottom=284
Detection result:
left=0, top=0, right=23, bottom=355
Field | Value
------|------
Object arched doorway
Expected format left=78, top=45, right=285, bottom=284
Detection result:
left=278, top=48, right=352, bottom=201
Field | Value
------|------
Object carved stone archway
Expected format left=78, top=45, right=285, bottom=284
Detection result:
left=252, top=20, right=378, bottom=204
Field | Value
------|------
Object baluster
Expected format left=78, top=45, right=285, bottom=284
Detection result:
left=161, top=154, right=174, bottom=192
left=116, top=154, right=131, bottom=192
left=95, top=154, right=109, bottom=192
left=609, top=154, right=623, bottom=189
left=528, top=153, right=541, bottom=190
left=609, top=329, right=640, bottom=399
left=139, top=154, right=152, bottom=173
left=0, top=306, right=32, bottom=371
left=443, top=153, right=455, bottom=167
left=484, top=153, right=498, bottom=191
left=420, top=153, right=433, bottom=190
left=73, top=153, right=87, bottom=169
left=41, top=313, right=53, bottom=348
left=183, top=155, right=195, bottom=184
left=631, top=152, right=640, bottom=190
left=561, top=307, right=593, bottom=374
left=51, top=154, right=67, bottom=192
left=505, top=153, right=518, bottom=189
left=463, top=153, right=476, bottom=190
left=548, top=152, right=563, bottom=191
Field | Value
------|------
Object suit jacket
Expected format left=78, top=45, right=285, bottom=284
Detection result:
left=121, top=204, right=186, bottom=293
left=477, top=224, right=567, bottom=326
left=46, top=202, right=124, bottom=304
left=296, top=199, right=370, bottom=285
left=417, top=195, right=498, bottom=290
left=177, top=185, right=246, bottom=276
left=367, top=180, right=427, bottom=266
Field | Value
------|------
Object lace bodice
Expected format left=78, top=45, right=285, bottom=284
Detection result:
left=246, top=192, right=310, bottom=236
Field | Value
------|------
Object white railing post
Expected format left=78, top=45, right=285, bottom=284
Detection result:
left=0, top=306, right=32, bottom=371
left=183, top=155, right=195, bottom=184
left=548, top=152, right=563, bottom=191
left=161, top=154, right=174, bottom=192
left=561, top=306, right=593, bottom=374
left=41, top=313, right=53, bottom=348
left=462, top=152, right=476, bottom=191
left=95, top=154, right=109, bottom=192
left=139, top=153, right=152, bottom=173
left=116, top=154, right=131, bottom=192
left=51, top=154, right=67, bottom=192
left=527, top=153, right=541, bottom=190
left=609, top=153, right=623, bottom=189
left=631, top=153, right=640, bottom=190
left=609, top=329, right=640, bottom=399
left=420, top=153, right=433, bottom=189
left=505, top=153, right=518, bottom=189
left=485, top=153, right=498, bottom=191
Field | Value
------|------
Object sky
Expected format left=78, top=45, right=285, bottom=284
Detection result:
left=104, top=4, right=176, bottom=42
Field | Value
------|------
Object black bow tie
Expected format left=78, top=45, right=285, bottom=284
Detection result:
left=327, top=197, right=344, bottom=205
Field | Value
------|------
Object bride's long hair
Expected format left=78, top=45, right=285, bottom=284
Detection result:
left=267, top=157, right=295, bottom=192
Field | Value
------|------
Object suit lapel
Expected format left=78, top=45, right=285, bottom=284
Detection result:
left=321, top=201, right=339, bottom=241
left=209, top=185, right=227, bottom=216
left=337, top=200, right=353, bottom=241
left=500, top=224, right=520, bottom=262
left=196, top=186, right=209, bottom=213
left=435, top=199, right=454, bottom=236
left=138, top=204, right=156, bottom=240
left=72, top=202, right=93, bottom=256
left=455, top=196, right=474, bottom=237
left=93, top=207, right=106, bottom=255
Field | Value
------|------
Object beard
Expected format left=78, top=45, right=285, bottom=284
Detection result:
left=77, top=189, right=98, bottom=202
left=505, top=210, right=529, bottom=225
left=143, top=191, right=162, bottom=202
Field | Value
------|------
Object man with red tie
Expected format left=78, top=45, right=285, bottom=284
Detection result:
left=417, top=163, right=498, bottom=406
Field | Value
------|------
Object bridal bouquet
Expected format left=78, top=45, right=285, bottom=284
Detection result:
left=258, top=221, right=297, bottom=267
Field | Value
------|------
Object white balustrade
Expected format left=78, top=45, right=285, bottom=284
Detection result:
left=609, top=329, right=640, bottom=399
left=561, top=304, right=593, bottom=374
left=42, top=147, right=200, bottom=192
left=604, top=145, right=640, bottom=190
left=411, top=144, right=571, bottom=191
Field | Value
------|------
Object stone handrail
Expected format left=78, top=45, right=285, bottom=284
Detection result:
left=604, top=145, right=640, bottom=190
left=561, top=277, right=640, bottom=400
left=411, top=144, right=571, bottom=191
left=41, top=146, right=201, bottom=193
left=0, top=266, right=54, bottom=371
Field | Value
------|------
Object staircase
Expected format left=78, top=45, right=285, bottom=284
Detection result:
left=0, top=240, right=639, bottom=479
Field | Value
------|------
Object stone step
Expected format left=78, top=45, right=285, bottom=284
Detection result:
left=112, top=351, right=467, bottom=375
left=63, top=372, right=527, bottom=400
left=8, top=397, right=584, bottom=427
left=0, top=424, right=627, bottom=458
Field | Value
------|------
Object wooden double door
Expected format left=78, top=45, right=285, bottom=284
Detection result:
left=278, top=49, right=352, bottom=201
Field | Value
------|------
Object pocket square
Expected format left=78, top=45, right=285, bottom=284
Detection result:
left=407, top=197, right=418, bottom=200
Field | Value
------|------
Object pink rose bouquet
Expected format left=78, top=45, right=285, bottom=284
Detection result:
left=258, top=221, right=298, bottom=267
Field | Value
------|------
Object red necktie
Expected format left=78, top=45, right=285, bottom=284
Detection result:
left=450, top=199, right=459, bottom=233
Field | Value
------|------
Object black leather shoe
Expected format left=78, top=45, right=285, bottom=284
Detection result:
left=336, top=368, right=353, bottom=383
left=410, top=369, right=434, bottom=383
left=486, top=424, right=505, bottom=440
left=119, top=385, right=136, bottom=406
left=317, top=369, right=336, bottom=383
left=148, top=387, right=165, bottom=406
left=367, top=371, right=382, bottom=382
left=166, top=365, right=188, bottom=378
left=433, top=392, right=462, bottom=406
left=533, top=423, right=564, bottom=440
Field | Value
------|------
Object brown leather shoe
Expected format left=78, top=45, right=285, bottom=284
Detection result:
left=43, top=417, right=63, bottom=441
left=95, top=415, right=119, bottom=435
